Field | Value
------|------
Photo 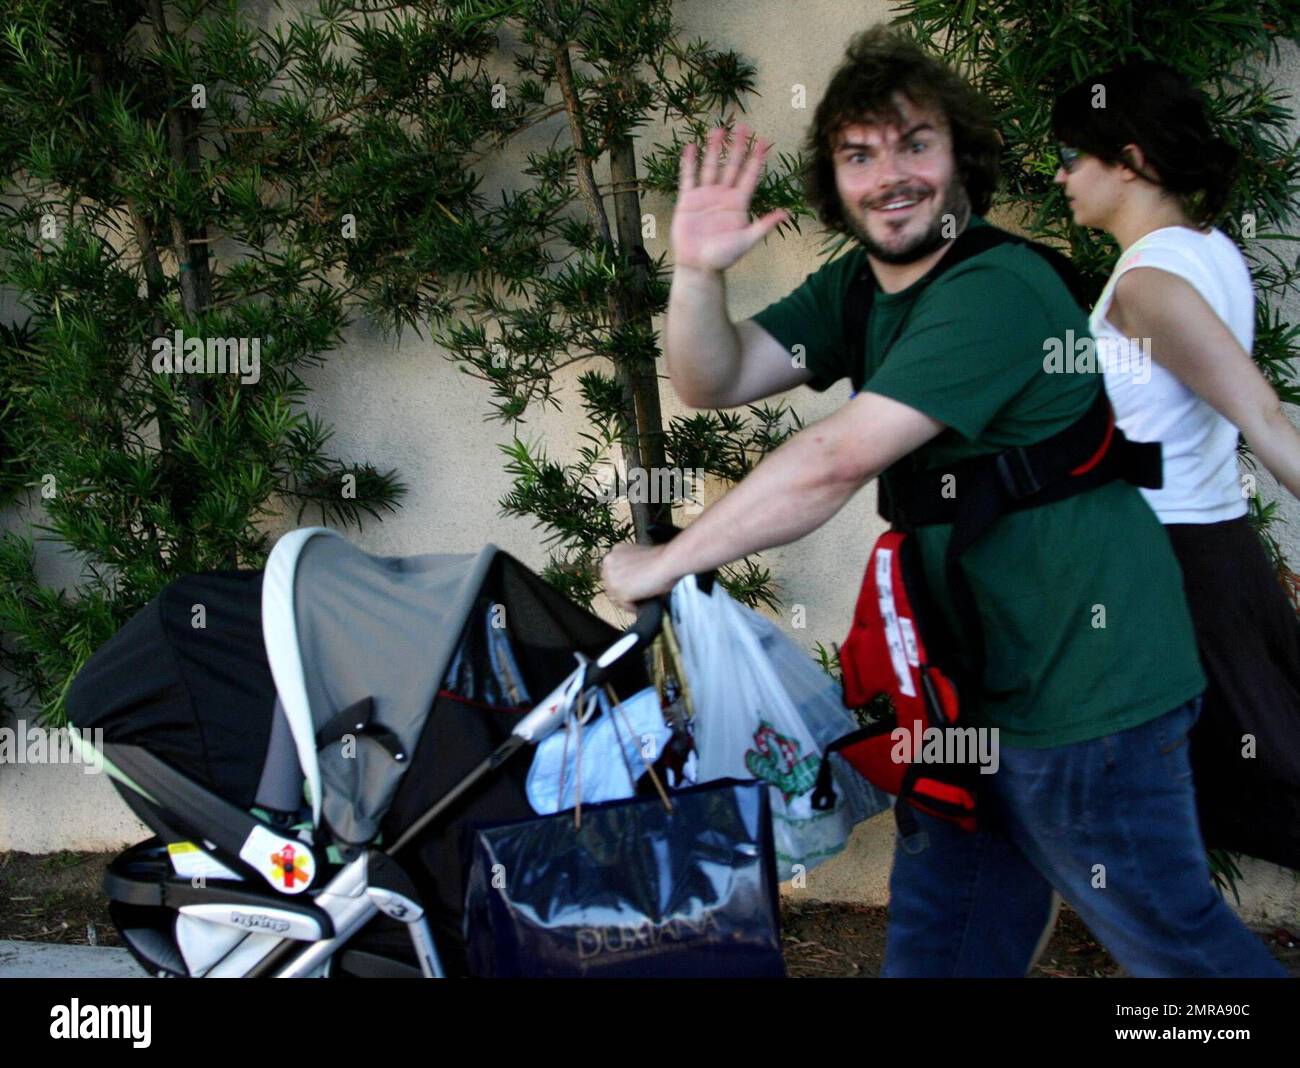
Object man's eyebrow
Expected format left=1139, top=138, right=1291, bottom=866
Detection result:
left=836, top=123, right=937, bottom=151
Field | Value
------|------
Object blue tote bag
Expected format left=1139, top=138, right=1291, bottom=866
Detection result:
left=462, top=778, right=785, bottom=977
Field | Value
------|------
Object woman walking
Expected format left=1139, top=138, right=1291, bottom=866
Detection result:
left=1053, top=60, right=1300, bottom=872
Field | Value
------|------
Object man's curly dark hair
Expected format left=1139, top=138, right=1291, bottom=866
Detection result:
left=802, top=25, right=1003, bottom=234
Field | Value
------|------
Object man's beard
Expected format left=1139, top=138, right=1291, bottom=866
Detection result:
left=845, top=177, right=971, bottom=265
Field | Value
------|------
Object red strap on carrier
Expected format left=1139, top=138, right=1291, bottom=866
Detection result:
left=812, top=387, right=1162, bottom=835
left=812, top=530, right=978, bottom=833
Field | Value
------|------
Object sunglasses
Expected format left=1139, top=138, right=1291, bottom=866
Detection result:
left=1057, top=145, right=1085, bottom=173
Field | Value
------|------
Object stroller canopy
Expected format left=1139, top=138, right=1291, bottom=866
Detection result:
left=69, top=527, right=617, bottom=847
left=67, top=565, right=276, bottom=810
left=262, top=528, right=500, bottom=838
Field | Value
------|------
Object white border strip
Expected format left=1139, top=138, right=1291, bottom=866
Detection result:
left=262, top=526, right=343, bottom=828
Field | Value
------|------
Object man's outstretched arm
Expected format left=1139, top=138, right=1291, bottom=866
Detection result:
left=600, top=390, right=945, bottom=610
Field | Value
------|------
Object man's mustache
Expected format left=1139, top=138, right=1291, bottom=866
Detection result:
left=863, top=186, right=931, bottom=210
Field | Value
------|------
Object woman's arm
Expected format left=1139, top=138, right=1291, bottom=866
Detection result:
left=1111, top=266, right=1300, bottom=501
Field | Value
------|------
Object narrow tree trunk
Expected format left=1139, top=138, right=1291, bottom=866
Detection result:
left=609, top=134, right=670, bottom=530
left=88, top=39, right=180, bottom=572
left=550, top=37, right=656, bottom=542
left=148, top=0, right=228, bottom=566
left=150, top=0, right=217, bottom=423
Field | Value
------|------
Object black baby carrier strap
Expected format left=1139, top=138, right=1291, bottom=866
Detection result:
left=842, top=223, right=1095, bottom=390
left=823, top=223, right=1164, bottom=835
left=843, top=222, right=1163, bottom=691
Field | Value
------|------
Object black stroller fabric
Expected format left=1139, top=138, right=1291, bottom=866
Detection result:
left=66, top=570, right=276, bottom=809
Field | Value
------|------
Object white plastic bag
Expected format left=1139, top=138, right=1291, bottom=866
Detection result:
left=670, top=575, right=891, bottom=874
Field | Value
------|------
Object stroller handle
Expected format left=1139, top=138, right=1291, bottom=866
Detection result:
left=584, top=595, right=663, bottom=689
left=513, top=596, right=664, bottom=743
left=584, top=519, right=713, bottom=690
left=513, top=525, right=710, bottom=743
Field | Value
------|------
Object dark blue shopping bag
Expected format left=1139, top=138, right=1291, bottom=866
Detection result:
left=462, top=778, right=785, bottom=977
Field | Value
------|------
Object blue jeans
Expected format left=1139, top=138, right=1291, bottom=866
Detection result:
left=881, top=695, right=1287, bottom=977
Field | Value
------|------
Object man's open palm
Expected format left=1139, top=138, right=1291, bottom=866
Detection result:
left=672, top=122, right=790, bottom=272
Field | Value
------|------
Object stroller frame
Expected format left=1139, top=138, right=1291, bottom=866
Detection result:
left=71, top=527, right=666, bottom=979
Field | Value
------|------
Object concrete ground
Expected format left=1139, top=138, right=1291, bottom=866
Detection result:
left=0, top=940, right=147, bottom=978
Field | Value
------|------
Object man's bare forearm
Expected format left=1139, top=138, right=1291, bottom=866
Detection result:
left=654, top=422, right=867, bottom=584
left=665, top=265, right=741, bottom=407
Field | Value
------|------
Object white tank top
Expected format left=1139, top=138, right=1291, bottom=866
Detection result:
left=1090, top=225, right=1254, bottom=524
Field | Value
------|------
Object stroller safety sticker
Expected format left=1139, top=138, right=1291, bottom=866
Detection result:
left=239, top=825, right=315, bottom=894
left=167, top=841, right=242, bottom=882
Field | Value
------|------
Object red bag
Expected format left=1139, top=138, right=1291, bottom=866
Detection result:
left=814, top=530, right=978, bottom=832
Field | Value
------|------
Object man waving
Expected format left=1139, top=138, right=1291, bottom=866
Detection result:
left=600, top=25, right=1283, bottom=978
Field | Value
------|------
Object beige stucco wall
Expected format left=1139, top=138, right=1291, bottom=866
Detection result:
left=2, top=3, right=1299, bottom=924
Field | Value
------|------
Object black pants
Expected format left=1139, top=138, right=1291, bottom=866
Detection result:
left=1164, top=515, right=1300, bottom=871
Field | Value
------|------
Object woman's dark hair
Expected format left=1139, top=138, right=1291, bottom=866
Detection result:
left=1052, top=61, right=1239, bottom=226
left=803, top=25, right=1003, bottom=234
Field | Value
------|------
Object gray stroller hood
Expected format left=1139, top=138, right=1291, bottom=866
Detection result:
left=263, top=527, right=497, bottom=844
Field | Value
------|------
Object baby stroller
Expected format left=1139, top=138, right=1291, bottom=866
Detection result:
left=65, top=526, right=681, bottom=978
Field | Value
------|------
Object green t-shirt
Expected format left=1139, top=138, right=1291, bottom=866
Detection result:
left=749, top=216, right=1206, bottom=747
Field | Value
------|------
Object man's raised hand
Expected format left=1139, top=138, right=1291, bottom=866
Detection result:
left=672, top=122, right=790, bottom=273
